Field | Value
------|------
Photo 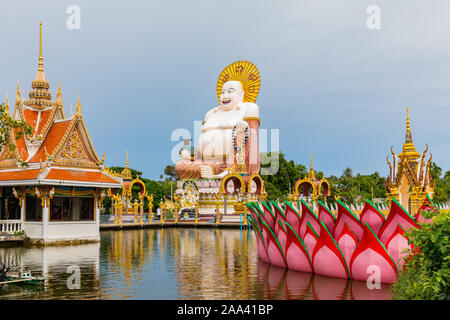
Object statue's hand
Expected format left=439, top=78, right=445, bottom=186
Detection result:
left=181, top=149, right=191, bottom=160
left=200, top=165, right=214, bottom=179
left=235, top=120, right=248, bottom=132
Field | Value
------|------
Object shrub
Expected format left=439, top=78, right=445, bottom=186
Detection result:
left=392, top=209, right=449, bottom=300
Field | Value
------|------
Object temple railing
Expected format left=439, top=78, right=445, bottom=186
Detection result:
left=0, top=220, right=23, bottom=234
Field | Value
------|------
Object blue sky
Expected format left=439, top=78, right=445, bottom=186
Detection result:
left=1, top=0, right=449, bottom=179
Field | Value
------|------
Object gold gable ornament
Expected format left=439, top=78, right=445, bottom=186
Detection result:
left=58, top=129, right=91, bottom=162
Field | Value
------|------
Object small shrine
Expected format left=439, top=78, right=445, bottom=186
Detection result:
left=385, top=107, right=434, bottom=215
left=174, top=61, right=266, bottom=221
left=291, top=153, right=330, bottom=208
left=108, top=152, right=153, bottom=224
left=0, top=23, right=122, bottom=243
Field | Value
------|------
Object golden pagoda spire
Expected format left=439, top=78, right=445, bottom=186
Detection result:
left=405, top=106, right=412, bottom=142
left=308, top=152, right=316, bottom=180
left=76, top=94, right=82, bottom=115
left=121, top=150, right=132, bottom=180
left=56, top=81, right=62, bottom=106
left=5, top=92, right=9, bottom=115
left=400, top=107, right=420, bottom=159
left=15, top=81, right=21, bottom=106
left=38, top=21, right=43, bottom=72
left=25, top=21, right=52, bottom=108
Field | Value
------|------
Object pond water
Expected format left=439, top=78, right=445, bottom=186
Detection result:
left=0, top=228, right=392, bottom=299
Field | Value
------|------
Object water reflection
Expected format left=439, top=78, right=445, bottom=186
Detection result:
left=0, top=243, right=101, bottom=299
left=0, top=228, right=391, bottom=299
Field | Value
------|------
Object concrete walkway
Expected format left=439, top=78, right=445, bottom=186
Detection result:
left=100, top=220, right=249, bottom=231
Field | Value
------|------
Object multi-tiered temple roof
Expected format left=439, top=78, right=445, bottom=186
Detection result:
left=385, top=108, right=434, bottom=214
left=0, top=22, right=121, bottom=188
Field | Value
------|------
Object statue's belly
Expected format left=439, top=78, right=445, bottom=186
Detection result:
left=199, top=128, right=233, bottom=158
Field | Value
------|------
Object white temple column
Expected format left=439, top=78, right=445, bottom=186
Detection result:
left=20, top=197, right=25, bottom=229
left=95, top=198, right=100, bottom=235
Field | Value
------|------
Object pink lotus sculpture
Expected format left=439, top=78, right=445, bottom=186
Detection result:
left=247, top=197, right=434, bottom=284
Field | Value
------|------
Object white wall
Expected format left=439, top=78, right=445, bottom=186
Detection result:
left=24, top=222, right=43, bottom=239
left=46, top=221, right=99, bottom=241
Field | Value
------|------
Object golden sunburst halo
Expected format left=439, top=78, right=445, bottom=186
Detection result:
left=216, top=61, right=261, bottom=104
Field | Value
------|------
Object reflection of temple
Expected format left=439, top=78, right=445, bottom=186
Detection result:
left=174, top=228, right=257, bottom=299
left=0, top=23, right=122, bottom=243
left=385, top=108, right=434, bottom=215
left=0, top=243, right=101, bottom=298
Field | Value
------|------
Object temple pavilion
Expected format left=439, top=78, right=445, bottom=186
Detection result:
left=385, top=108, right=434, bottom=215
left=0, top=23, right=122, bottom=243
left=291, top=153, right=330, bottom=209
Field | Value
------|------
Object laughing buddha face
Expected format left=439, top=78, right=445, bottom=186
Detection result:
left=220, top=81, right=245, bottom=109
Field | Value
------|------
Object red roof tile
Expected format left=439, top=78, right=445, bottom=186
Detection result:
left=0, top=169, right=40, bottom=181
left=36, top=109, right=54, bottom=136
left=29, top=120, right=72, bottom=163
left=45, top=168, right=119, bottom=184
left=13, top=128, right=29, bottom=161
left=23, top=109, right=39, bottom=129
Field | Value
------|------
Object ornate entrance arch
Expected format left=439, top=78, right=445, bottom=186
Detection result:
left=220, top=173, right=246, bottom=194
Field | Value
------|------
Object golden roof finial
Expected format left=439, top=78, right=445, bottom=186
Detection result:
left=308, top=152, right=316, bottom=180
left=405, top=106, right=411, bottom=142
left=70, top=103, right=73, bottom=117
left=25, top=21, right=51, bottom=108
left=121, top=150, right=132, bottom=180
left=5, top=92, right=9, bottom=115
left=56, top=81, right=62, bottom=106
left=15, top=81, right=21, bottom=106
left=400, top=106, right=420, bottom=159
left=76, top=94, right=81, bottom=115
left=38, top=21, right=44, bottom=72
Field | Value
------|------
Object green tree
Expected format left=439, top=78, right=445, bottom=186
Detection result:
left=429, top=162, right=449, bottom=203
left=260, top=152, right=306, bottom=201
left=0, top=103, right=32, bottom=154
left=392, top=210, right=450, bottom=300
left=164, top=165, right=177, bottom=180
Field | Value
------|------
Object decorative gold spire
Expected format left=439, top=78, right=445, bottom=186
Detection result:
left=15, top=81, right=21, bottom=106
left=308, top=153, right=316, bottom=180
left=56, top=81, right=62, bottom=106
left=38, top=21, right=43, bottom=73
left=405, top=107, right=412, bottom=142
left=24, top=21, right=52, bottom=109
left=5, top=92, right=9, bottom=115
left=400, top=107, right=420, bottom=159
left=70, top=103, right=73, bottom=117
left=121, top=150, right=132, bottom=180
left=76, top=94, right=82, bottom=115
